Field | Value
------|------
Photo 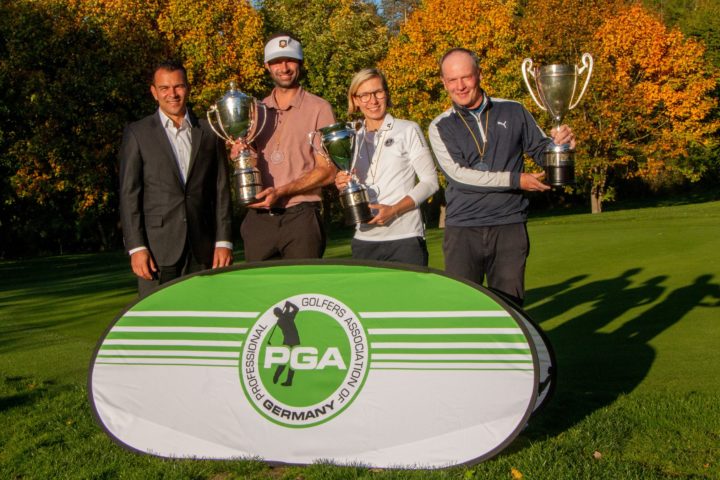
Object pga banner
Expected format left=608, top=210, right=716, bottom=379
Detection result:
left=89, top=262, right=555, bottom=468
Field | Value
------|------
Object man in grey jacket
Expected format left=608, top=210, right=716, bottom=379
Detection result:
left=429, top=48, right=575, bottom=305
left=119, top=60, right=233, bottom=298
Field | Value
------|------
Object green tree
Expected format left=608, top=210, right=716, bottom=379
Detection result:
left=379, top=0, right=419, bottom=34
left=260, top=0, right=388, bottom=119
left=0, top=0, right=166, bottom=256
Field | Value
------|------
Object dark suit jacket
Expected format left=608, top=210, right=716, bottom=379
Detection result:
left=119, top=110, right=232, bottom=267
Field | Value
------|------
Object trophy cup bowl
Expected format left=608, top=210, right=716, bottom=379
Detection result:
left=521, top=53, right=593, bottom=186
left=208, top=82, right=267, bottom=205
left=309, top=122, right=373, bottom=225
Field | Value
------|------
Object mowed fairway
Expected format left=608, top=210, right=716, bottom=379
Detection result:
left=1, top=199, right=718, bottom=479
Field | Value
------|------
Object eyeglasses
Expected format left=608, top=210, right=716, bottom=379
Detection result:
left=355, top=90, right=387, bottom=103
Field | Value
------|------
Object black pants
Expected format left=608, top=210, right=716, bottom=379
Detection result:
left=137, top=243, right=206, bottom=299
left=241, top=202, right=325, bottom=261
left=443, top=223, right=529, bottom=305
left=351, top=236, right=428, bottom=267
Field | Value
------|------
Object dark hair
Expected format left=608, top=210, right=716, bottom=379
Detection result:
left=150, top=60, right=188, bottom=85
left=439, top=48, right=480, bottom=76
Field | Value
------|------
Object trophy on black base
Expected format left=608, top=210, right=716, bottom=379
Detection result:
left=521, top=53, right=593, bottom=186
left=309, top=123, right=373, bottom=225
left=208, top=82, right=267, bottom=205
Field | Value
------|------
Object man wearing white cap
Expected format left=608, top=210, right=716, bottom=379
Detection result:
left=237, top=33, right=337, bottom=261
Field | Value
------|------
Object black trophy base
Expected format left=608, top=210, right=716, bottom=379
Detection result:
left=343, top=202, right=373, bottom=226
left=340, top=188, right=373, bottom=225
left=543, top=150, right=575, bottom=187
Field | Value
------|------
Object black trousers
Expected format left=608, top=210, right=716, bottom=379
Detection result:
left=443, top=223, right=529, bottom=305
left=241, top=202, right=325, bottom=262
left=137, top=243, right=206, bottom=298
left=351, top=236, right=428, bottom=267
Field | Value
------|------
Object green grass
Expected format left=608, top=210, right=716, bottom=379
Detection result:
left=1, top=199, right=719, bottom=479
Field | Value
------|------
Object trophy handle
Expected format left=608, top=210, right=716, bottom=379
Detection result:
left=207, top=105, right=232, bottom=141
left=569, top=53, right=593, bottom=110
left=307, top=131, right=329, bottom=159
left=245, top=100, right=267, bottom=145
left=207, top=106, right=230, bottom=141
left=521, top=58, right=546, bottom=112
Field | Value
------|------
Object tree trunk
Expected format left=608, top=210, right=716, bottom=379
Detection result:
left=439, top=205, right=446, bottom=228
left=591, top=190, right=603, bottom=214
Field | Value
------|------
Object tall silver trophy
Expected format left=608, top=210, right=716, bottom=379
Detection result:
left=207, top=82, right=267, bottom=205
left=308, top=122, right=373, bottom=225
left=521, top=53, right=593, bottom=186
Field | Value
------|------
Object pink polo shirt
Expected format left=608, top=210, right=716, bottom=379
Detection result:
left=255, top=87, right=335, bottom=208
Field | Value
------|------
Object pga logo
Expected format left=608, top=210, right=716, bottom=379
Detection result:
left=240, top=294, right=369, bottom=427
left=264, top=347, right=347, bottom=371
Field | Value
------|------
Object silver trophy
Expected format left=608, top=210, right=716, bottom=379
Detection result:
left=207, top=82, right=267, bottom=205
left=521, top=53, right=593, bottom=186
left=308, top=122, right=373, bottom=225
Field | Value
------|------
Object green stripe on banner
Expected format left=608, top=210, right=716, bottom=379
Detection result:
left=100, top=345, right=241, bottom=352
left=367, top=333, right=528, bottom=343
left=369, top=348, right=531, bottom=355
left=97, top=354, right=239, bottom=360
left=106, top=332, right=246, bottom=341
left=115, top=317, right=255, bottom=328
left=359, top=317, right=516, bottom=329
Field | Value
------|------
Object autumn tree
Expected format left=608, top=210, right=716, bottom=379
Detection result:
left=157, top=0, right=266, bottom=110
left=380, top=0, right=522, bottom=129
left=0, top=0, right=166, bottom=255
left=518, top=0, right=627, bottom=65
left=260, top=0, right=388, bottom=120
left=574, top=4, right=719, bottom=212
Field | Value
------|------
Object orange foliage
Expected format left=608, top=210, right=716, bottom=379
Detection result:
left=157, top=0, right=265, bottom=109
left=573, top=4, right=718, bottom=196
left=380, top=0, right=521, bottom=128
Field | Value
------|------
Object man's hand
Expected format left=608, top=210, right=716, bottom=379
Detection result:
left=229, top=139, right=251, bottom=160
left=247, top=187, right=278, bottom=209
left=550, top=124, right=576, bottom=149
left=520, top=172, right=551, bottom=191
left=335, top=170, right=352, bottom=191
left=130, top=250, right=157, bottom=280
left=212, top=247, right=233, bottom=268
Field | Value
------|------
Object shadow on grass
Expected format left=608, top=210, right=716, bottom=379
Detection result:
left=0, top=376, right=56, bottom=413
left=524, top=270, right=720, bottom=437
left=0, top=252, right=134, bottom=300
left=0, top=252, right=137, bottom=353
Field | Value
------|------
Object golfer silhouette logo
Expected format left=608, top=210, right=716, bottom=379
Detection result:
left=267, top=301, right=300, bottom=387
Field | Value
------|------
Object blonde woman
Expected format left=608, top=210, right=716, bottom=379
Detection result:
left=335, top=69, right=438, bottom=266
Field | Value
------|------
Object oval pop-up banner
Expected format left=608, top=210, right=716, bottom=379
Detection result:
left=89, top=262, right=544, bottom=468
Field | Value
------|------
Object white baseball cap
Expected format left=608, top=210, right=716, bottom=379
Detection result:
left=264, top=36, right=304, bottom=63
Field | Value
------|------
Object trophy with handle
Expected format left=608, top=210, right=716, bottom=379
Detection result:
left=207, top=82, right=267, bottom=205
left=308, top=122, right=373, bottom=225
left=521, top=53, right=593, bottom=186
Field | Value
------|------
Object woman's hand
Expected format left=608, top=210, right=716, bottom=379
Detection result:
left=367, top=204, right=397, bottom=225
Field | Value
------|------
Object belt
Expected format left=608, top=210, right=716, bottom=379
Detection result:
left=254, top=202, right=320, bottom=216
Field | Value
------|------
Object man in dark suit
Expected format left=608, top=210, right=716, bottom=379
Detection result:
left=119, top=60, right=233, bottom=298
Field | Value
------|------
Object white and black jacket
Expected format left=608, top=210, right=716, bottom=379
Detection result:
left=428, top=94, right=551, bottom=227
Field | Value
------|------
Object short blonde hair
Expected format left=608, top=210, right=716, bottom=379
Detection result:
left=347, top=68, right=393, bottom=116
